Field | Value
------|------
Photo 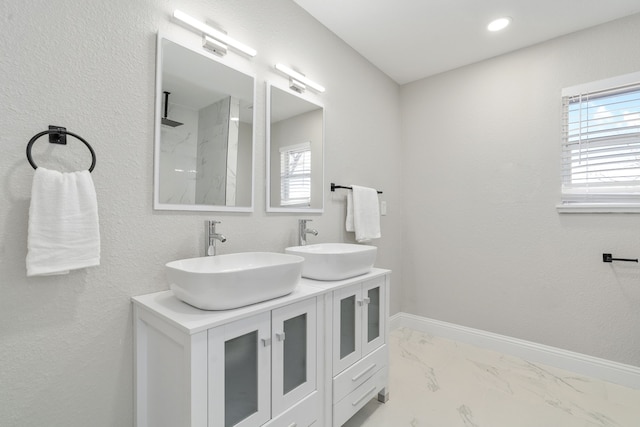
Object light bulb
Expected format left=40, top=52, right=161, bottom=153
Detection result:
left=488, top=17, right=512, bottom=32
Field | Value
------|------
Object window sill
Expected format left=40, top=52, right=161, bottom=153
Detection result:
left=556, top=204, right=640, bottom=214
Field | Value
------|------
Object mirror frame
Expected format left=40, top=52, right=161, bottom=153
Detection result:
left=153, top=32, right=256, bottom=212
left=266, top=81, right=324, bottom=213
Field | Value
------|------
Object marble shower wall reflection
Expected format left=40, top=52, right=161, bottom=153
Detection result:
left=160, top=96, right=242, bottom=206
left=159, top=103, right=198, bottom=204
left=195, top=96, right=240, bottom=206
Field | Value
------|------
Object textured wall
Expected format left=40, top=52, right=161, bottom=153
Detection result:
left=401, top=13, right=640, bottom=366
left=0, top=1, right=402, bottom=426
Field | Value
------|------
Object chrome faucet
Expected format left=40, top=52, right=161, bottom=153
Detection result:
left=205, top=220, right=227, bottom=256
left=298, top=219, right=318, bottom=246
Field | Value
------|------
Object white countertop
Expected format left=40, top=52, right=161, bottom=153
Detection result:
left=132, top=268, right=390, bottom=335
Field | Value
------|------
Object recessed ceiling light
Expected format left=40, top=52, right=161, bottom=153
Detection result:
left=487, top=17, right=512, bottom=32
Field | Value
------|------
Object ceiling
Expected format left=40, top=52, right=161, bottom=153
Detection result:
left=293, top=0, right=640, bottom=85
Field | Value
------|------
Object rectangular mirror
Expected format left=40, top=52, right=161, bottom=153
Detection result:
left=267, top=83, right=324, bottom=212
left=154, top=34, right=255, bottom=212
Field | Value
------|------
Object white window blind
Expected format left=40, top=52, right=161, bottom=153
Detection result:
left=560, top=73, right=640, bottom=211
left=280, top=142, right=311, bottom=206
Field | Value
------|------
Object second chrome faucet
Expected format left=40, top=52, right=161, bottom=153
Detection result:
left=298, top=219, right=318, bottom=246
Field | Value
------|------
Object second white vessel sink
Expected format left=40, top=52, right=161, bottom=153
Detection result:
left=285, top=243, right=377, bottom=281
left=166, top=252, right=304, bottom=310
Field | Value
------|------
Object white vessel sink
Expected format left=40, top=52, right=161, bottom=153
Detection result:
left=166, top=252, right=304, bottom=310
left=285, top=243, right=377, bottom=281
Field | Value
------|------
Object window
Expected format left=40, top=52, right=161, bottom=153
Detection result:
left=280, top=142, right=311, bottom=206
left=559, top=72, right=640, bottom=212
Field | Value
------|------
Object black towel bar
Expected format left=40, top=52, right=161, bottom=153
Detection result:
left=603, top=253, right=638, bottom=263
left=331, top=182, right=382, bottom=194
left=26, top=126, right=96, bottom=172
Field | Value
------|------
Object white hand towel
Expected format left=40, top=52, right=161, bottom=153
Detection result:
left=350, top=185, right=381, bottom=243
left=26, top=167, right=100, bottom=277
left=345, top=192, right=355, bottom=232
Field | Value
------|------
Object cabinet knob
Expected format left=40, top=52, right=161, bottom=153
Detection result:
left=261, top=338, right=272, bottom=347
left=363, top=297, right=371, bottom=305
left=275, top=332, right=286, bottom=341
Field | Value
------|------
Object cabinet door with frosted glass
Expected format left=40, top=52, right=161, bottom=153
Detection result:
left=271, top=297, right=317, bottom=417
left=208, top=312, right=271, bottom=427
left=332, top=285, right=363, bottom=375
left=361, top=277, right=386, bottom=357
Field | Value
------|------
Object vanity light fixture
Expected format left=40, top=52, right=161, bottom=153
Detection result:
left=487, top=17, right=512, bottom=32
left=202, top=35, right=227, bottom=56
left=172, top=9, right=257, bottom=57
left=275, top=63, right=325, bottom=93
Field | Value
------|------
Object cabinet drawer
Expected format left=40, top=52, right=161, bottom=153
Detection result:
left=333, top=366, right=387, bottom=427
left=333, top=344, right=387, bottom=404
left=266, top=390, right=319, bottom=427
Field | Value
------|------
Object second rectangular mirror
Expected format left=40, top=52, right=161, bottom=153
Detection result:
left=267, top=83, right=324, bottom=212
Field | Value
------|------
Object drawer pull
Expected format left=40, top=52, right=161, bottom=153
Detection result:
left=352, top=386, right=377, bottom=407
left=351, top=363, right=377, bottom=382
left=287, top=423, right=297, bottom=427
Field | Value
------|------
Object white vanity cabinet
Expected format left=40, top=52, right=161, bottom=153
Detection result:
left=133, top=286, right=324, bottom=427
left=208, top=298, right=318, bottom=427
left=133, top=268, right=391, bottom=427
left=332, top=275, right=386, bottom=375
left=304, top=271, right=390, bottom=427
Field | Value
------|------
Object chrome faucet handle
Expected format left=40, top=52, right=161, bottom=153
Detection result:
left=208, top=219, right=222, bottom=233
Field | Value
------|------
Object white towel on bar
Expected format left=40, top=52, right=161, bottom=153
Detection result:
left=346, top=185, right=381, bottom=242
left=26, top=167, right=100, bottom=277
left=345, top=192, right=355, bottom=232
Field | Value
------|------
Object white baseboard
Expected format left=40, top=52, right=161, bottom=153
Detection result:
left=390, top=312, right=640, bottom=390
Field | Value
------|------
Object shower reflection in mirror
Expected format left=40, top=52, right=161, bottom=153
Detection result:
left=267, top=83, right=324, bottom=213
left=154, top=35, right=255, bottom=212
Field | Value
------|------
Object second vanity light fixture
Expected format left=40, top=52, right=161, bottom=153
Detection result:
left=275, top=63, right=325, bottom=93
left=172, top=9, right=257, bottom=57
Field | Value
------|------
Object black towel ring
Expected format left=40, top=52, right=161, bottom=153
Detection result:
left=26, top=128, right=96, bottom=172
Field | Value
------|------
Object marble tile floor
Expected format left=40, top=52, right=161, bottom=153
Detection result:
left=343, top=327, right=640, bottom=427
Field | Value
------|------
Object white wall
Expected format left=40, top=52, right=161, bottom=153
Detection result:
left=401, top=13, right=640, bottom=367
left=0, top=1, right=402, bottom=426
